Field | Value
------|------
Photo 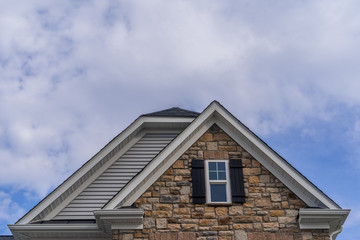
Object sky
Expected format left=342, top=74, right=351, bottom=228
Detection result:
left=0, top=0, right=359, bottom=239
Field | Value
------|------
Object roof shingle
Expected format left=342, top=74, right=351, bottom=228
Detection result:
left=142, top=107, right=200, bottom=117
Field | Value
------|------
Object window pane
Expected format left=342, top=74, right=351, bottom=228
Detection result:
left=218, top=171, right=226, bottom=180
left=209, top=162, right=216, bottom=171
left=210, top=184, right=227, bottom=202
left=209, top=172, right=217, bottom=180
left=218, top=162, right=225, bottom=171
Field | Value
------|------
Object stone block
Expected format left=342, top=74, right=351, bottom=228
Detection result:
left=173, top=160, right=184, bottom=169
left=180, top=186, right=190, bottom=195
left=233, top=224, right=253, bottom=230
left=182, top=224, right=198, bottom=231
left=269, top=210, right=285, bottom=217
left=143, top=218, right=155, bottom=228
left=234, top=230, right=247, bottom=240
left=160, top=195, right=179, bottom=203
left=152, top=211, right=172, bottom=218
left=174, top=208, right=190, bottom=215
left=200, top=219, right=218, bottom=226
left=156, top=218, right=167, bottom=229
left=207, top=142, right=218, bottom=150
left=168, top=224, right=181, bottom=230
left=271, top=193, right=282, bottom=202
left=215, top=207, right=228, bottom=216
left=248, top=176, right=259, bottom=184
left=219, top=216, right=231, bottom=225
left=255, top=198, right=271, bottom=207
left=229, top=206, right=243, bottom=215
left=154, top=203, right=172, bottom=210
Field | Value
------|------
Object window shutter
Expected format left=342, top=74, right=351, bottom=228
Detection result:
left=230, top=159, right=246, bottom=203
left=191, top=159, right=206, bottom=204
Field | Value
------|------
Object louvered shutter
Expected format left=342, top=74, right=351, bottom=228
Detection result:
left=230, top=159, right=246, bottom=203
left=191, top=159, right=206, bottom=204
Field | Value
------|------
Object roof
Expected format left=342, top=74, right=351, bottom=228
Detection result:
left=8, top=101, right=350, bottom=239
left=142, top=107, right=200, bottom=117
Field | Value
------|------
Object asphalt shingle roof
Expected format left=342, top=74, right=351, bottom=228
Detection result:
left=142, top=107, right=200, bottom=117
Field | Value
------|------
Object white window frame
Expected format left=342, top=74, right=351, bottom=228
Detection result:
left=204, top=159, right=231, bottom=204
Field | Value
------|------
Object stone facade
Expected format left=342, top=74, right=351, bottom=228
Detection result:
left=113, top=125, right=329, bottom=240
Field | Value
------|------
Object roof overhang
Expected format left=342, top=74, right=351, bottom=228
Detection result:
left=9, top=208, right=144, bottom=240
left=94, top=208, right=144, bottom=232
left=299, top=208, right=350, bottom=237
left=8, top=224, right=109, bottom=240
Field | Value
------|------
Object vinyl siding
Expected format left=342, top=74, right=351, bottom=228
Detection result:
left=53, top=132, right=178, bottom=220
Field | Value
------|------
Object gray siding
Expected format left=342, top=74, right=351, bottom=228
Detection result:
left=53, top=132, right=178, bottom=220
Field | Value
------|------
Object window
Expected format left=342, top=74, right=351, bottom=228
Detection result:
left=205, top=160, right=231, bottom=203
left=191, top=159, right=245, bottom=204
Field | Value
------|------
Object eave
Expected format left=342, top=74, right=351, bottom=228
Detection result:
left=94, top=208, right=144, bottom=232
left=299, top=208, right=350, bottom=238
left=8, top=224, right=109, bottom=240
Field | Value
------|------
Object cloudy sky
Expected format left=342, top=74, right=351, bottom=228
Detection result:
left=0, top=0, right=360, bottom=238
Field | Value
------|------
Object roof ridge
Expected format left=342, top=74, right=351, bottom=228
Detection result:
left=142, top=106, right=200, bottom=117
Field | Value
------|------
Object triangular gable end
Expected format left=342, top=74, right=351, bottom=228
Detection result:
left=104, top=101, right=340, bottom=210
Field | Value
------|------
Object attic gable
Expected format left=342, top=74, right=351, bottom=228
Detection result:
left=104, top=101, right=339, bottom=210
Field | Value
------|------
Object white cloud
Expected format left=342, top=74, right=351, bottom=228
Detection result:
left=0, top=0, right=360, bottom=225
left=0, top=191, right=26, bottom=232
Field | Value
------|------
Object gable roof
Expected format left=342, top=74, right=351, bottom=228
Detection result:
left=104, top=101, right=340, bottom=210
left=9, top=101, right=349, bottom=239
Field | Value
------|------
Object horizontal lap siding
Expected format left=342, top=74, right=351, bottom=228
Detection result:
left=53, top=132, right=178, bottom=220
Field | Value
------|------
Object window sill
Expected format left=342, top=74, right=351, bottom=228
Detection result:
left=205, top=202, right=232, bottom=206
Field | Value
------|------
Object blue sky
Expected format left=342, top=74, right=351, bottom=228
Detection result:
left=0, top=1, right=360, bottom=239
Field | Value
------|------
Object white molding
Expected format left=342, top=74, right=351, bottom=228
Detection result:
left=94, top=208, right=144, bottom=231
left=298, top=208, right=350, bottom=237
left=8, top=224, right=109, bottom=240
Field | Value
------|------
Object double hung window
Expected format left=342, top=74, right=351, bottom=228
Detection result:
left=205, top=160, right=231, bottom=203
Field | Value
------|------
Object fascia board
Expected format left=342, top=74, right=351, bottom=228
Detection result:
left=9, top=224, right=107, bottom=240
left=103, top=103, right=219, bottom=209
left=17, top=116, right=194, bottom=224
left=9, top=224, right=100, bottom=231
left=212, top=106, right=340, bottom=209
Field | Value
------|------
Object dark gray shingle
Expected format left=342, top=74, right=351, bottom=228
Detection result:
left=142, top=107, right=200, bottom=117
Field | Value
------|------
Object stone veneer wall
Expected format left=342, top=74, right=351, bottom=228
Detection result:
left=113, top=125, right=329, bottom=240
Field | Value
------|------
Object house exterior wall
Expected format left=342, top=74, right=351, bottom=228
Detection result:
left=113, top=125, right=329, bottom=240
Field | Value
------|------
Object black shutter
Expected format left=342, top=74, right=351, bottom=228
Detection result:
left=230, top=159, right=246, bottom=203
left=191, top=159, right=206, bottom=204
